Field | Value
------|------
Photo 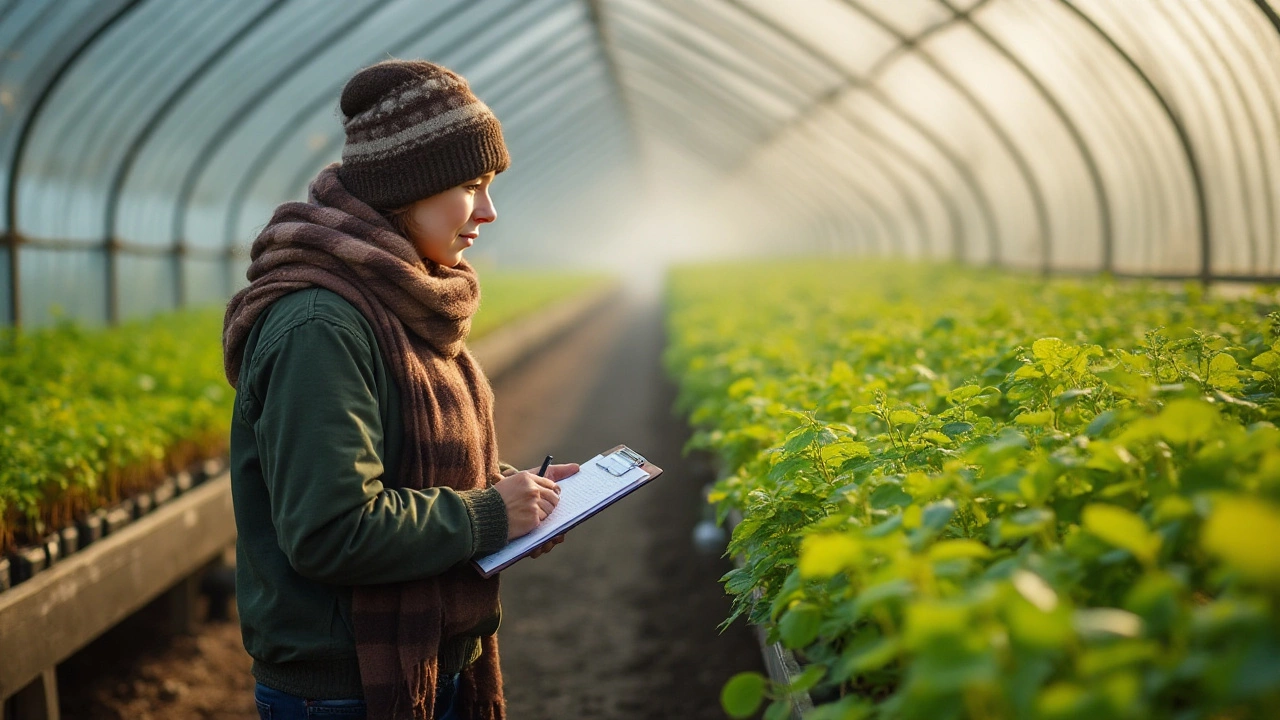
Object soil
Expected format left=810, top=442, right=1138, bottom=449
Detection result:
left=52, top=288, right=764, bottom=719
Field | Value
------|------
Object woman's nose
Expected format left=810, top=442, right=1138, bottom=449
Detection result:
left=474, top=191, right=497, bottom=224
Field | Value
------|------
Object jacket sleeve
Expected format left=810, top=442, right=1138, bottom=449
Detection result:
left=244, top=315, right=508, bottom=585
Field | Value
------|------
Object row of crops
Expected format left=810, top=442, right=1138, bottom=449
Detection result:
left=0, top=270, right=606, bottom=589
left=664, top=261, right=1280, bottom=720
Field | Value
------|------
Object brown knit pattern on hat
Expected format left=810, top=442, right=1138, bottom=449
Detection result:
left=223, top=165, right=505, bottom=719
left=338, top=59, right=510, bottom=209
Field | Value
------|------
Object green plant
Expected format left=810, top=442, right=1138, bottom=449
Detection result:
left=665, top=260, right=1280, bottom=720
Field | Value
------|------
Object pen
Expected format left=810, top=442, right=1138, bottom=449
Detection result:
left=538, top=454, right=553, bottom=477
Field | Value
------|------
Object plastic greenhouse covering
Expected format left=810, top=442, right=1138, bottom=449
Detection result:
left=1, top=0, right=1278, bottom=327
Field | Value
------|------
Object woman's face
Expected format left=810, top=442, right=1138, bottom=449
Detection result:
left=403, top=172, right=497, bottom=267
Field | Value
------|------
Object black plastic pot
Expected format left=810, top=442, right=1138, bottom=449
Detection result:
left=10, top=545, right=47, bottom=584
left=42, top=534, right=60, bottom=566
left=78, top=510, right=105, bottom=547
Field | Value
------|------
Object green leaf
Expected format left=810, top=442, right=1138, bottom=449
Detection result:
left=1033, top=337, right=1066, bottom=360
left=869, top=482, right=912, bottom=510
left=890, top=409, right=921, bottom=425
left=1053, top=388, right=1094, bottom=405
left=1082, top=503, right=1160, bottom=565
left=763, top=699, right=790, bottom=720
left=721, top=671, right=767, bottom=718
left=1202, top=496, right=1280, bottom=583
left=920, top=499, right=957, bottom=533
left=940, top=421, right=975, bottom=438
left=1208, top=352, right=1241, bottom=390
left=1252, top=350, right=1280, bottom=372
left=928, top=539, right=992, bottom=561
left=947, top=385, right=982, bottom=403
left=839, top=636, right=901, bottom=676
left=779, top=603, right=822, bottom=648
left=783, top=426, right=820, bottom=453
left=1016, top=409, right=1056, bottom=426
left=799, top=533, right=861, bottom=579
left=723, top=567, right=756, bottom=595
left=920, top=430, right=953, bottom=446
left=1013, top=365, right=1045, bottom=380
left=1084, top=410, right=1118, bottom=438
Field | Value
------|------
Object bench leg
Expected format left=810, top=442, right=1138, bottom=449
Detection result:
left=6, top=667, right=59, bottom=720
left=167, top=572, right=203, bottom=636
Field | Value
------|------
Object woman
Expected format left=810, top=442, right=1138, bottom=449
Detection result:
left=222, top=59, right=570, bottom=720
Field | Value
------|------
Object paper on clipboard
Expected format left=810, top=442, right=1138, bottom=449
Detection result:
left=473, top=447, right=655, bottom=577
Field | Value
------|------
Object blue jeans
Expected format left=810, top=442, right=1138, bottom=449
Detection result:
left=254, top=676, right=461, bottom=719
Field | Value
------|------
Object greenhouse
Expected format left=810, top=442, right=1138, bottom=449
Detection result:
left=1, top=1, right=1279, bottom=719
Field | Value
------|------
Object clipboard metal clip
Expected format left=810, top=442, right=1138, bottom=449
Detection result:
left=595, top=447, right=647, bottom=477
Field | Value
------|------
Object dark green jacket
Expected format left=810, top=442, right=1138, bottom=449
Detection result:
left=229, top=288, right=509, bottom=699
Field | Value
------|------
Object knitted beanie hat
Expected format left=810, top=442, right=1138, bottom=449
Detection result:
left=336, top=59, right=510, bottom=209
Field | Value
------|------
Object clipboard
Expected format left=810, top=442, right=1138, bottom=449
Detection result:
left=472, top=444, right=663, bottom=578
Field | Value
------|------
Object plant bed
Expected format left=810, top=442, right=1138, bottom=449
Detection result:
left=0, top=473, right=236, bottom=702
left=667, top=261, right=1280, bottom=719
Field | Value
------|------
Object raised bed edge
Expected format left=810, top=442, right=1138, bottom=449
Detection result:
left=0, top=473, right=235, bottom=699
left=726, top=510, right=816, bottom=719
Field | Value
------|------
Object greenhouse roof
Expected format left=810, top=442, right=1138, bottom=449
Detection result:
left=1, top=0, right=1279, bottom=325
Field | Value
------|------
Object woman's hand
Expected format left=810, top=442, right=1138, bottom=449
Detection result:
left=529, top=534, right=565, bottom=559
left=493, top=470, right=561, bottom=540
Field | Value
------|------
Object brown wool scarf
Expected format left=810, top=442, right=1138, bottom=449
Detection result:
left=223, top=164, right=504, bottom=720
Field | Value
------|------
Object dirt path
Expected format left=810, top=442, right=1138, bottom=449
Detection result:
left=53, top=288, right=762, bottom=719
left=491, top=289, right=763, bottom=719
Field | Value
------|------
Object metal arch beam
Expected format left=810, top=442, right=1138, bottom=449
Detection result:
left=653, top=0, right=834, bottom=98
left=1011, top=1, right=1167, bottom=275
left=807, top=117, right=934, bottom=257
left=581, top=0, right=642, bottom=168
left=711, top=0, right=1000, bottom=263
left=621, top=89, right=745, bottom=170
left=480, top=76, right=611, bottom=158
left=748, top=131, right=895, bottom=256
left=788, top=130, right=905, bottom=257
left=606, top=2, right=809, bottom=114
left=103, top=0, right=289, bottom=319
left=1156, top=1, right=1264, bottom=270
left=505, top=91, right=618, bottom=156
left=170, top=0, right=412, bottom=241
left=937, top=0, right=1112, bottom=273
left=1222, top=0, right=1280, bottom=269
left=827, top=104, right=961, bottom=261
left=1056, top=0, right=1210, bottom=284
left=485, top=58, right=607, bottom=134
left=609, top=49, right=770, bottom=160
left=607, top=0, right=934, bottom=254
left=608, top=34, right=778, bottom=144
left=477, top=24, right=597, bottom=109
left=1253, top=0, right=1280, bottom=34
left=615, top=3, right=960, bottom=258
left=218, top=0, right=574, bottom=249
left=838, top=0, right=1050, bottom=271
left=4, top=0, right=144, bottom=326
left=63, top=1, right=231, bottom=217
left=496, top=127, right=627, bottom=211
